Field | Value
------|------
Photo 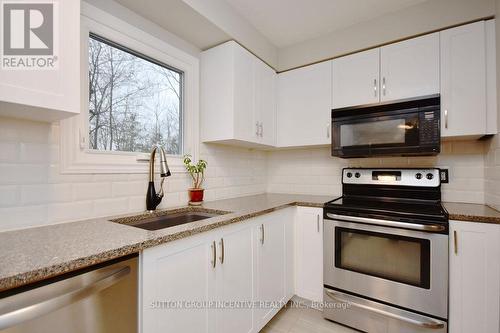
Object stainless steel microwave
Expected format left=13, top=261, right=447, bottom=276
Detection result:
left=331, top=95, right=441, bottom=158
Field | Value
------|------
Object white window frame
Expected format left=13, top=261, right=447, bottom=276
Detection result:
left=60, top=2, right=199, bottom=174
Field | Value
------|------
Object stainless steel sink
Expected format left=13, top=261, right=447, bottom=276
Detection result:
left=110, top=208, right=229, bottom=231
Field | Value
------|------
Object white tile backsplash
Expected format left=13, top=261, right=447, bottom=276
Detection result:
left=485, top=135, right=500, bottom=211
left=0, top=117, right=268, bottom=231
left=267, top=141, right=487, bottom=204
left=0, top=115, right=495, bottom=231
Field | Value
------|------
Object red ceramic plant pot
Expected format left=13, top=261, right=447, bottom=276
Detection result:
left=188, top=188, right=204, bottom=203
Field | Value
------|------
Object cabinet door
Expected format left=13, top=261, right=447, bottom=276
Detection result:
left=233, top=45, right=257, bottom=144
left=0, top=0, right=80, bottom=121
left=295, top=207, right=323, bottom=304
left=332, top=49, right=379, bottom=108
left=380, top=33, right=439, bottom=101
left=449, top=221, right=500, bottom=333
left=142, top=233, right=217, bottom=333
left=216, top=224, right=255, bottom=333
left=441, top=22, right=487, bottom=137
left=255, top=60, right=277, bottom=146
left=277, top=61, right=332, bottom=147
left=255, top=214, right=286, bottom=326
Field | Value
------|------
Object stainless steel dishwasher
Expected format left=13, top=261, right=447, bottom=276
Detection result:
left=0, top=255, right=138, bottom=333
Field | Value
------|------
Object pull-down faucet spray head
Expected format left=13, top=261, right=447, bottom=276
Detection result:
left=146, top=145, right=171, bottom=212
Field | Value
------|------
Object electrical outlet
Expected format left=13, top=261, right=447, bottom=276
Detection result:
left=439, top=169, right=449, bottom=183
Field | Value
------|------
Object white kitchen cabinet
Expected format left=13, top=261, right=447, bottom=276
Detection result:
left=486, top=20, right=498, bottom=135
left=440, top=22, right=487, bottom=137
left=449, top=221, right=500, bottom=333
left=141, top=209, right=297, bottom=333
left=332, top=32, right=439, bottom=108
left=332, top=49, right=380, bottom=109
left=254, top=59, right=277, bottom=146
left=295, top=207, right=323, bottom=304
left=277, top=61, right=332, bottom=147
left=0, top=0, right=80, bottom=122
left=380, top=33, right=440, bottom=101
left=254, top=212, right=286, bottom=329
left=200, top=41, right=276, bottom=148
left=216, top=223, right=255, bottom=333
left=141, top=231, right=217, bottom=333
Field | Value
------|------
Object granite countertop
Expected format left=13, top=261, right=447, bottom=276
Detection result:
left=0, top=193, right=329, bottom=292
left=444, top=202, right=500, bottom=224
left=0, top=193, right=498, bottom=293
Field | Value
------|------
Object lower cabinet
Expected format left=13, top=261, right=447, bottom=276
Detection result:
left=295, top=207, right=323, bottom=304
left=449, top=220, right=500, bottom=333
left=141, top=231, right=217, bottom=333
left=216, top=223, right=255, bottom=333
left=254, top=212, right=286, bottom=330
left=141, top=208, right=295, bottom=333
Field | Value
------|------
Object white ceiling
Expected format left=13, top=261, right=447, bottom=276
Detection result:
left=223, top=0, right=428, bottom=47
left=114, top=0, right=230, bottom=50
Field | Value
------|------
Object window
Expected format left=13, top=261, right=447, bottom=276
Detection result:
left=60, top=5, right=199, bottom=174
left=88, top=34, right=183, bottom=155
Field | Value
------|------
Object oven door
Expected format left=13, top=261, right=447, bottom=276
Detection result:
left=331, top=109, right=439, bottom=157
left=323, top=217, right=448, bottom=319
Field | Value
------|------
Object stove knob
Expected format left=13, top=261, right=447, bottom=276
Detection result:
left=355, top=172, right=361, bottom=178
left=346, top=172, right=353, bottom=178
left=426, top=173, right=434, bottom=180
left=415, top=173, right=423, bottom=180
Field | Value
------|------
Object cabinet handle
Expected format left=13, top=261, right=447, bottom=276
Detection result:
left=317, top=214, right=320, bottom=233
left=211, top=241, right=216, bottom=268
left=219, top=238, right=224, bottom=264
left=382, top=77, right=386, bottom=96
left=444, top=109, right=448, bottom=129
left=260, top=224, right=265, bottom=245
left=256, top=122, right=260, bottom=137
left=453, top=230, right=458, bottom=255
left=374, top=79, right=377, bottom=97
left=326, top=123, right=330, bottom=139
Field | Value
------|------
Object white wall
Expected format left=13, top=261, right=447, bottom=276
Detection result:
left=0, top=116, right=486, bottom=233
left=278, top=0, right=496, bottom=71
left=484, top=0, right=500, bottom=211
left=0, top=117, right=267, bottom=232
left=268, top=141, right=486, bottom=204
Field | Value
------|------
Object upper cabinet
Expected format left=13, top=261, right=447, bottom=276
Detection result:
left=201, top=21, right=497, bottom=149
left=380, top=33, right=440, bottom=101
left=277, top=61, right=332, bottom=147
left=441, top=21, right=497, bottom=138
left=332, top=48, right=379, bottom=109
left=332, top=33, right=439, bottom=108
left=200, top=41, right=276, bottom=148
left=0, top=0, right=80, bottom=122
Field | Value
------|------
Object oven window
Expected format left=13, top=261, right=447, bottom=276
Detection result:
left=340, top=119, right=407, bottom=146
left=335, top=227, right=430, bottom=289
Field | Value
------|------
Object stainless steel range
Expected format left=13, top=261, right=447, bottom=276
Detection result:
left=323, top=168, right=448, bottom=333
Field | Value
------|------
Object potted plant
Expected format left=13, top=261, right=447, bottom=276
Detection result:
left=183, top=154, right=208, bottom=205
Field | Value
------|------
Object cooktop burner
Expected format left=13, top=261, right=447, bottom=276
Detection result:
left=324, top=196, right=448, bottom=223
left=324, top=168, right=449, bottom=228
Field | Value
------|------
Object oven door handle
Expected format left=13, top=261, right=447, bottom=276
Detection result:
left=324, top=289, right=445, bottom=329
left=325, top=213, right=445, bottom=232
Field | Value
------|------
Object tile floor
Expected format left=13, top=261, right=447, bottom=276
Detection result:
left=260, top=304, right=358, bottom=333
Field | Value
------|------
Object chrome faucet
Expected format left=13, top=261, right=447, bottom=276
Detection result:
left=146, top=145, right=171, bottom=211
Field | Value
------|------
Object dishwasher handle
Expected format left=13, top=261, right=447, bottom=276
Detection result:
left=0, top=265, right=130, bottom=330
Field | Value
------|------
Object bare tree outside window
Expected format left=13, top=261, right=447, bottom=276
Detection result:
left=88, top=34, right=182, bottom=155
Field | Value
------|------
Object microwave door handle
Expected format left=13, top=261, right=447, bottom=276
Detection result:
left=325, top=213, right=445, bottom=232
left=0, top=265, right=130, bottom=330
left=324, top=290, right=445, bottom=329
